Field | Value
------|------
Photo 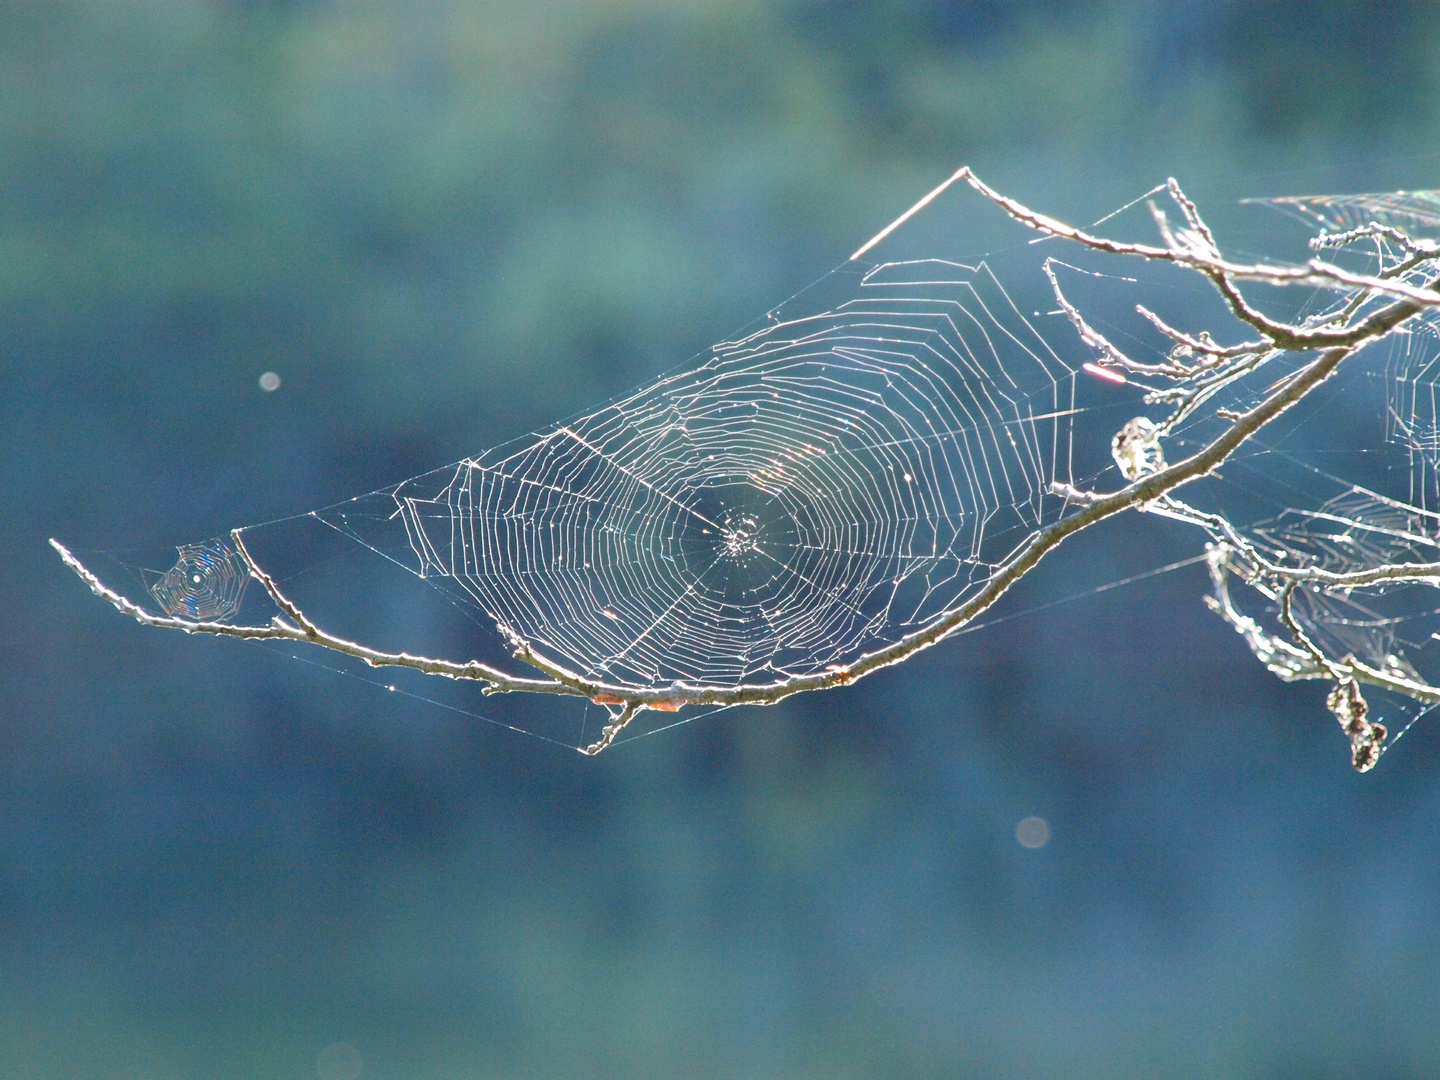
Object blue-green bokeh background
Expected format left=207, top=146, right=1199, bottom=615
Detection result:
left=6, top=2, right=1440, bottom=1077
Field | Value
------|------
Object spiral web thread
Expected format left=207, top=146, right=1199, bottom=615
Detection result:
left=148, top=540, right=250, bottom=621
left=308, top=257, right=1076, bottom=691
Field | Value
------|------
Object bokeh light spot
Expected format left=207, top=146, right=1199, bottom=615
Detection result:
left=258, top=371, right=282, bottom=392
left=1015, top=816, right=1050, bottom=849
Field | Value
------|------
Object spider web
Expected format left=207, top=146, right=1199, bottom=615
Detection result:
left=1246, top=189, right=1440, bottom=236
left=117, top=178, right=1125, bottom=746
left=305, top=256, right=1078, bottom=690
left=1237, top=190, right=1440, bottom=537
left=147, top=540, right=250, bottom=621
left=1173, top=189, right=1440, bottom=749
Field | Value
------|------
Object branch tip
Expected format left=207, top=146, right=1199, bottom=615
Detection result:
left=580, top=701, right=643, bottom=756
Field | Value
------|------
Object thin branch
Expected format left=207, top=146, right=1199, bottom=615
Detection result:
left=1276, top=580, right=1342, bottom=681
left=1158, top=496, right=1440, bottom=589
left=1204, top=546, right=1326, bottom=682
left=1205, top=545, right=1438, bottom=771
left=1166, top=177, right=1221, bottom=257
left=51, top=536, right=578, bottom=698
left=1311, top=222, right=1438, bottom=257
left=1204, top=548, right=1440, bottom=702
left=580, top=701, right=643, bottom=756
left=1044, top=259, right=1185, bottom=377
left=230, top=529, right=320, bottom=637
left=1133, top=304, right=1264, bottom=360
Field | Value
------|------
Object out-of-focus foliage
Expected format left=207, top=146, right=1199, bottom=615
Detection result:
left=7, top=2, right=1440, bottom=1078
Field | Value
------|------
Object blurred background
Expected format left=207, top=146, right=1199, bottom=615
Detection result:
left=6, top=1, right=1440, bottom=1077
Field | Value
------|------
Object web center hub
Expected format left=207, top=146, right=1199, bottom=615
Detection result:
left=719, top=511, right=761, bottom=558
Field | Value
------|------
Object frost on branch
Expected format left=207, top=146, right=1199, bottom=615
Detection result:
left=51, top=169, right=1440, bottom=765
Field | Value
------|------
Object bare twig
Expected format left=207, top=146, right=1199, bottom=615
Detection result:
left=1311, top=222, right=1438, bottom=257
left=1157, top=498, right=1440, bottom=590
left=580, top=701, right=643, bottom=756
left=1205, top=551, right=1440, bottom=715
left=1133, top=304, right=1263, bottom=360
left=1276, top=580, right=1342, bottom=681
left=1043, top=258, right=1210, bottom=379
